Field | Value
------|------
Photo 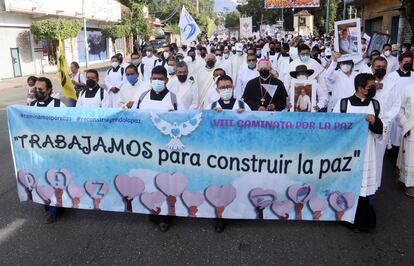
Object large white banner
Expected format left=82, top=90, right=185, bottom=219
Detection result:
left=179, top=6, right=201, bottom=45
left=240, top=17, right=253, bottom=38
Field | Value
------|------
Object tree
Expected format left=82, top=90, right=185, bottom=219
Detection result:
left=101, top=18, right=131, bottom=54
left=31, top=18, right=82, bottom=65
left=130, top=2, right=150, bottom=38
left=225, top=11, right=240, bottom=29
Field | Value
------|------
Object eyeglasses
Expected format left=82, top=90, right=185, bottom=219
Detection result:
left=247, top=59, right=256, bottom=62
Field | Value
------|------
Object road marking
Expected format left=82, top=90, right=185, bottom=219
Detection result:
left=0, top=218, right=26, bottom=245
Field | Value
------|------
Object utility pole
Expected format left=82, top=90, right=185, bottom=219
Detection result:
left=326, top=0, right=330, bottom=34
left=343, top=0, right=346, bottom=20
left=82, top=0, right=89, bottom=67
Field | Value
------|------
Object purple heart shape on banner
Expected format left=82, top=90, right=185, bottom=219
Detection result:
left=67, top=184, right=85, bottom=198
left=287, top=184, right=315, bottom=204
left=271, top=200, right=294, bottom=218
left=308, top=197, right=328, bottom=212
left=17, top=169, right=38, bottom=189
left=85, top=180, right=109, bottom=199
left=205, top=185, right=236, bottom=207
left=329, top=192, right=355, bottom=212
left=155, top=172, right=188, bottom=196
left=141, top=191, right=165, bottom=211
left=36, top=185, right=54, bottom=202
left=46, top=168, right=72, bottom=189
left=182, top=190, right=205, bottom=208
left=249, top=187, right=277, bottom=208
left=115, top=174, right=145, bottom=199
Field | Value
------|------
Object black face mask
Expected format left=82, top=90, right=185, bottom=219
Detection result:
left=189, top=55, right=196, bottom=61
left=86, top=79, right=97, bottom=88
left=177, top=74, right=188, bottom=83
left=366, top=86, right=377, bottom=99
left=35, top=91, right=46, bottom=101
left=374, top=68, right=386, bottom=79
left=259, top=69, right=270, bottom=79
left=200, top=53, right=207, bottom=58
left=403, top=63, right=413, bottom=72
left=206, top=60, right=215, bottom=68
left=275, top=48, right=282, bottom=53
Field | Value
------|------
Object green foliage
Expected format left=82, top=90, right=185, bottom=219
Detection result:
left=165, top=23, right=180, bottom=34
left=225, top=11, right=240, bottom=29
left=31, top=18, right=82, bottom=41
left=101, top=19, right=131, bottom=41
left=130, top=2, right=150, bottom=38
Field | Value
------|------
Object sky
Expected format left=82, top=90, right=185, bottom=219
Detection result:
left=214, top=0, right=237, bottom=12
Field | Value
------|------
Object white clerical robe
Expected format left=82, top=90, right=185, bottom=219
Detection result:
left=381, top=54, right=399, bottom=75
left=374, top=75, right=401, bottom=188
left=333, top=99, right=378, bottom=196
left=217, top=58, right=233, bottom=79
left=117, top=80, right=148, bottom=108
left=397, top=84, right=414, bottom=187
left=76, top=87, right=110, bottom=108
left=196, top=66, right=216, bottom=108
left=167, top=76, right=198, bottom=109
left=231, top=54, right=246, bottom=82
left=234, top=64, right=258, bottom=99
left=325, top=61, right=358, bottom=111
left=141, top=56, right=157, bottom=81
left=388, top=70, right=414, bottom=146
left=105, top=66, right=125, bottom=108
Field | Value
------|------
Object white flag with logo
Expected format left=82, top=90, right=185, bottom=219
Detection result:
left=240, top=17, right=253, bottom=38
left=179, top=6, right=201, bottom=45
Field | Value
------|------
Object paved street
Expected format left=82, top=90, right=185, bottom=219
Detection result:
left=0, top=80, right=413, bottom=265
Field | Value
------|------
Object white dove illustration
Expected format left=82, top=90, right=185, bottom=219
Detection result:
left=150, top=112, right=202, bottom=150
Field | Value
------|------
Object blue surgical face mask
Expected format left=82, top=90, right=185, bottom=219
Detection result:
left=151, top=79, right=165, bottom=92
left=127, top=75, right=138, bottom=85
left=166, top=65, right=174, bottom=75
left=300, top=55, right=310, bottom=62
left=224, top=53, right=229, bottom=59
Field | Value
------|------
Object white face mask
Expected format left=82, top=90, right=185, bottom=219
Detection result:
left=297, top=75, right=308, bottom=80
left=340, top=64, right=352, bottom=73
left=163, top=52, right=170, bottom=59
left=216, top=56, right=222, bottom=61
left=320, top=52, right=325, bottom=57
left=111, top=62, right=119, bottom=68
left=384, top=50, right=391, bottom=57
left=131, top=59, right=140, bottom=65
left=219, top=87, right=233, bottom=101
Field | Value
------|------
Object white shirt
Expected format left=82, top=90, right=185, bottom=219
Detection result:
left=105, top=66, right=125, bottom=108
left=325, top=61, right=357, bottom=111
left=217, top=58, right=233, bottom=79
left=31, top=98, right=66, bottom=107
left=131, top=89, right=182, bottom=110
left=374, top=75, right=401, bottom=126
left=196, top=67, right=216, bottom=107
left=276, top=54, right=291, bottom=84
left=117, top=80, right=147, bottom=108
left=234, top=64, right=258, bottom=99
left=70, top=71, right=86, bottom=85
left=167, top=76, right=198, bottom=109
left=76, top=87, right=110, bottom=108
left=296, top=94, right=311, bottom=111
left=141, top=56, right=157, bottom=81
left=205, top=98, right=251, bottom=111
left=381, top=54, right=399, bottom=75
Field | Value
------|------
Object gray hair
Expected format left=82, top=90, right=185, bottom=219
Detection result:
left=175, top=61, right=188, bottom=70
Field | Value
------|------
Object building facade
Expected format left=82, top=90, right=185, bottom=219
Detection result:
left=0, top=0, right=123, bottom=80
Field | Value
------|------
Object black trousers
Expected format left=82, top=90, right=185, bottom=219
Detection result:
left=353, top=196, right=376, bottom=231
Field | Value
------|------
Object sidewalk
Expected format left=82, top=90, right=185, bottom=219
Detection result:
left=0, top=61, right=112, bottom=91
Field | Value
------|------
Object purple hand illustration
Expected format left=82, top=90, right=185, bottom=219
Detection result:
left=271, top=200, right=294, bottom=220
left=141, top=191, right=165, bottom=215
left=249, top=188, right=277, bottom=219
left=67, top=184, right=85, bottom=208
left=155, top=172, right=188, bottom=216
left=17, top=169, right=38, bottom=201
left=205, top=185, right=236, bottom=218
left=115, top=174, right=145, bottom=212
left=308, top=197, right=328, bottom=220
left=46, top=168, right=72, bottom=207
left=287, top=184, right=315, bottom=220
left=328, top=192, right=355, bottom=221
left=36, top=185, right=54, bottom=205
left=182, top=190, right=205, bottom=217
left=85, top=180, right=109, bottom=210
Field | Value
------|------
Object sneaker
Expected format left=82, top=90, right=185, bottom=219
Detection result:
left=405, top=187, right=414, bottom=198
